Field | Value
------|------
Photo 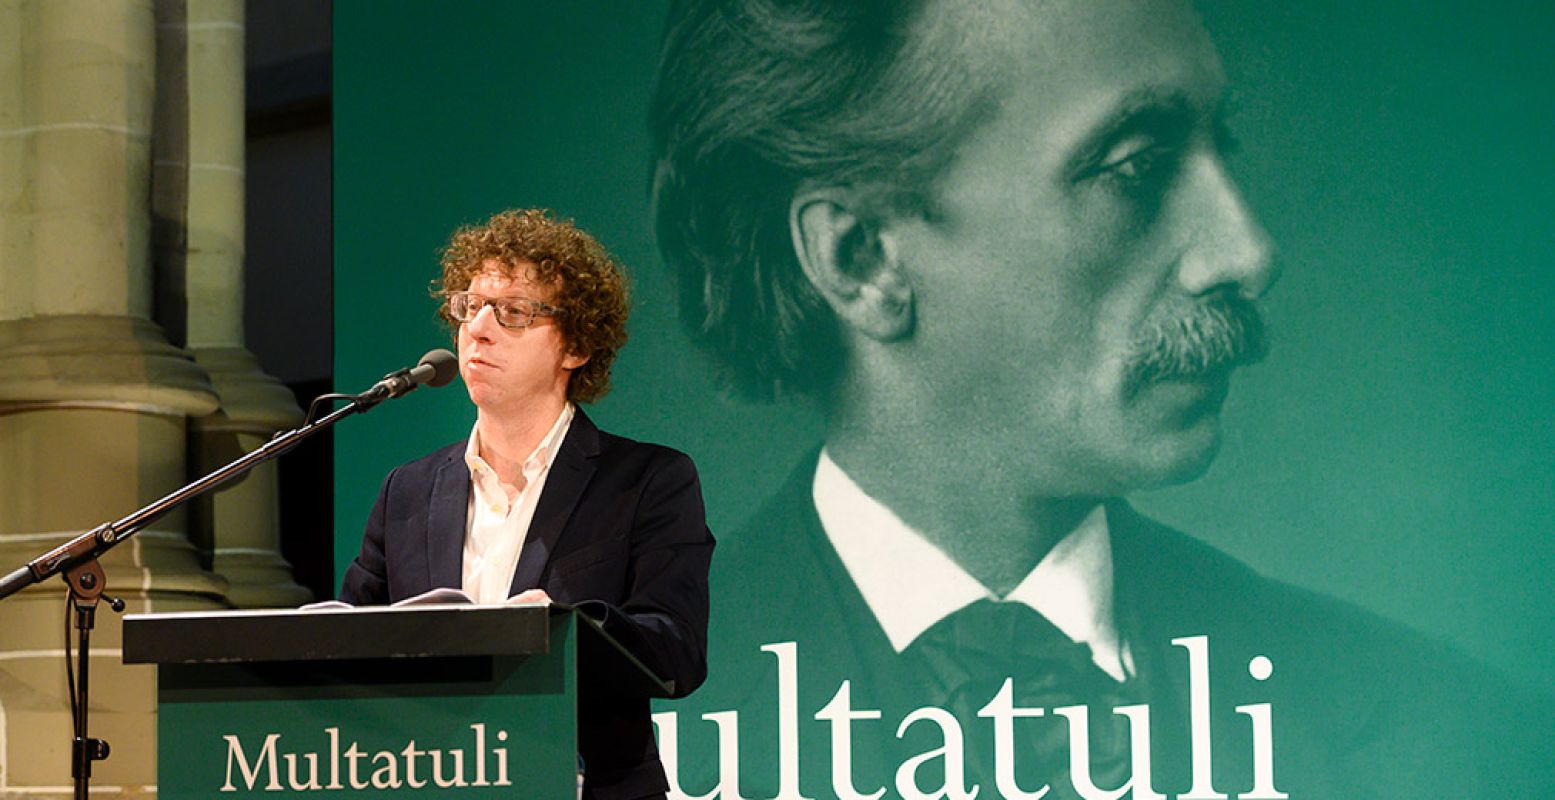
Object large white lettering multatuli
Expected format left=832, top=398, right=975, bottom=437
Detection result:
left=654, top=636, right=1286, bottom=800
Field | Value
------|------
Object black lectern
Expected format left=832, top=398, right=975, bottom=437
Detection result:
left=123, top=604, right=664, bottom=797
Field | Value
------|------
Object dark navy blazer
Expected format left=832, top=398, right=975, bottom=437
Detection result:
left=340, top=409, right=714, bottom=800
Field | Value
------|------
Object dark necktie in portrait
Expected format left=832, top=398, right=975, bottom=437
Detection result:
left=901, top=598, right=1147, bottom=798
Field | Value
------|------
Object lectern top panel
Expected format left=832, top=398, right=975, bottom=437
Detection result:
left=122, top=604, right=554, bottom=664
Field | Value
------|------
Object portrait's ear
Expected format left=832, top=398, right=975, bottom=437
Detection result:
left=789, top=188, right=914, bottom=342
left=562, top=352, right=590, bottom=370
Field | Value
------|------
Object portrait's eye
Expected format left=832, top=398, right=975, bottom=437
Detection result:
left=1093, top=135, right=1179, bottom=189
left=1105, top=146, right=1151, bottom=179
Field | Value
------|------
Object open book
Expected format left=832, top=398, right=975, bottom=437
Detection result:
left=300, top=586, right=546, bottom=611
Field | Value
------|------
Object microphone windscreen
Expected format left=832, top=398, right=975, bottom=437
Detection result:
left=418, top=349, right=459, bottom=387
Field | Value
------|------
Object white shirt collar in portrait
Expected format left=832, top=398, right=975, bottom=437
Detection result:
left=460, top=403, right=575, bottom=604
left=812, top=448, right=1131, bottom=681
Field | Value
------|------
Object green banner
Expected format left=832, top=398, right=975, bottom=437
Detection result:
left=335, top=1, right=1552, bottom=796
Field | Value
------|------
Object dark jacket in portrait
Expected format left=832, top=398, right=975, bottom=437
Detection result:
left=339, top=410, right=715, bottom=800
left=668, top=455, right=1551, bottom=799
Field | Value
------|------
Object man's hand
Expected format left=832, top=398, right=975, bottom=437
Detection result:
left=508, top=588, right=552, bottom=604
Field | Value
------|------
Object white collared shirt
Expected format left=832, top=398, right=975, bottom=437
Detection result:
left=812, top=449, right=1132, bottom=681
left=461, top=404, right=574, bottom=604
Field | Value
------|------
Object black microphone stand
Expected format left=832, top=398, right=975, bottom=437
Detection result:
left=0, top=391, right=390, bottom=799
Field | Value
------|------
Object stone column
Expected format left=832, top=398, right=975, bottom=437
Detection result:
left=155, top=0, right=309, bottom=609
left=0, top=0, right=228, bottom=793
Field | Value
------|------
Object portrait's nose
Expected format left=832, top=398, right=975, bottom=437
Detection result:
left=1175, top=154, right=1279, bottom=300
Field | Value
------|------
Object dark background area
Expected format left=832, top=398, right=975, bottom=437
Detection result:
left=245, top=0, right=333, bottom=600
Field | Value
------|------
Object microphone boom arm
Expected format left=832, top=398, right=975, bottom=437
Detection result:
left=0, top=350, right=454, bottom=800
left=0, top=395, right=365, bottom=601
left=0, top=348, right=457, bottom=600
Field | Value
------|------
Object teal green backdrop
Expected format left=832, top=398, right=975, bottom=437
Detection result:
left=335, top=1, right=1552, bottom=795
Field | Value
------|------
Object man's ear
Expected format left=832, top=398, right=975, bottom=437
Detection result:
left=562, top=352, right=590, bottom=370
left=789, top=188, right=914, bottom=342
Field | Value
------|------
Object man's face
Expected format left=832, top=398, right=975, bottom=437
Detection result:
left=881, top=0, right=1276, bottom=496
left=457, top=261, right=581, bottom=418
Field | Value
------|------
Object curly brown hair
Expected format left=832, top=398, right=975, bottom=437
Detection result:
left=434, top=209, right=630, bottom=404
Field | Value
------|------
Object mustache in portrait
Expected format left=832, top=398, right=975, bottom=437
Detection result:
left=1124, top=292, right=1269, bottom=394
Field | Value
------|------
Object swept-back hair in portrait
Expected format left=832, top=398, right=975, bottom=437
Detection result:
left=650, top=0, right=993, bottom=399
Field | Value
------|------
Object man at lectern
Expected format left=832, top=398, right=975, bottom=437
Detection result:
left=339, top=208, right=714, bottom=800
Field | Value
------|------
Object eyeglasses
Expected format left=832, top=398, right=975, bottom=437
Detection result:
left=445, top=292, right=560, bottom=329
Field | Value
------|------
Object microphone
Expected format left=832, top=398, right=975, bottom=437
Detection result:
left=358, top=349, right=458, bottom=404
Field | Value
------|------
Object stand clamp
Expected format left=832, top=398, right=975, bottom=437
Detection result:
left=62, top=559, right=123, bottom=794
